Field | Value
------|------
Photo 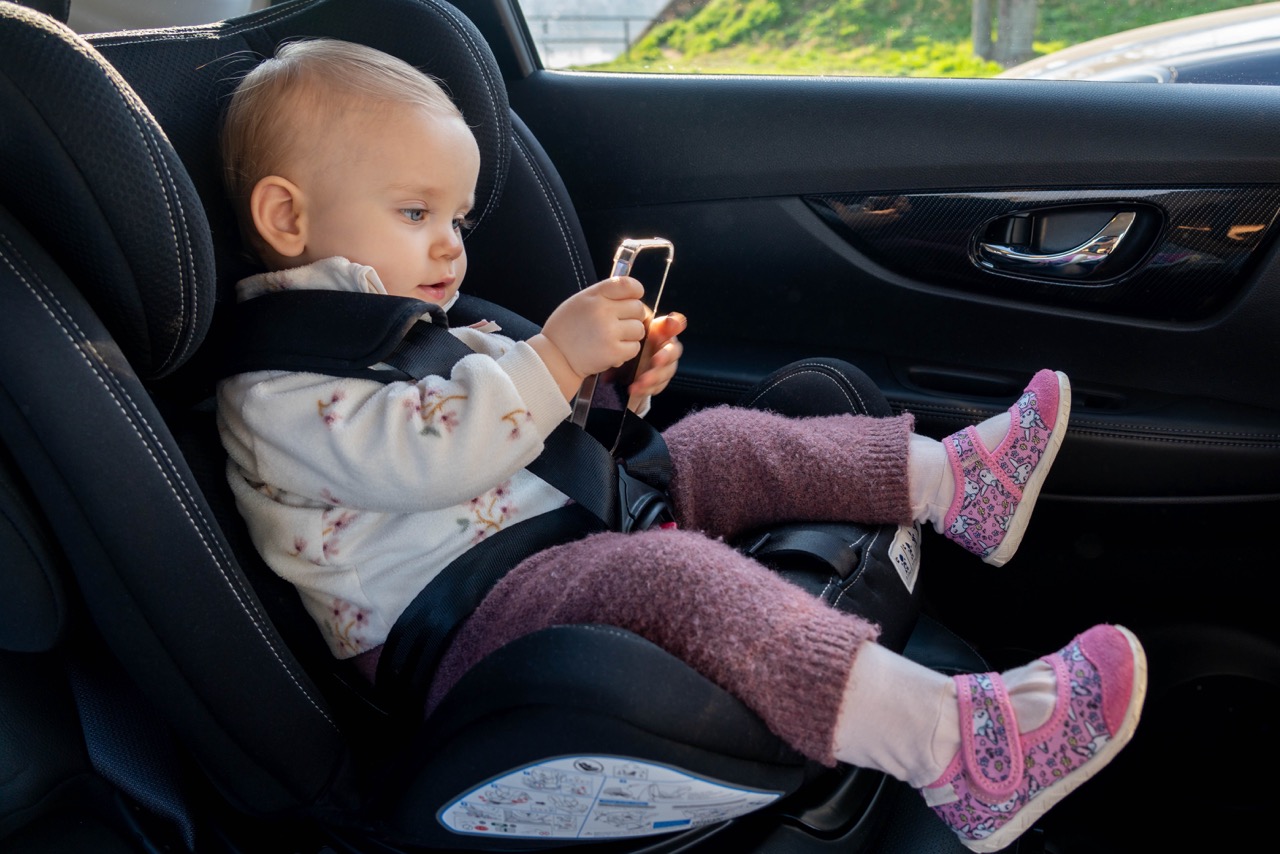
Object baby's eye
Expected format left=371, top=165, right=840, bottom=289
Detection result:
left=453, top=215, right=474, bottom=232
left=401, top=208, right=426, bottom=223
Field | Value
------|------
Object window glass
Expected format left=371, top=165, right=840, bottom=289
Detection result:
left=516, top=0, right=1280, bottom=83
left=67, top=0, right=267, bottom=33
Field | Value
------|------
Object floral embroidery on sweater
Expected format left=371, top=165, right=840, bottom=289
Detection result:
left=319, top=506, right=358, bottom=560
left=459, top=480, right=517, bottom=544
left=502, top=408, right=533, bottom=440
left=327, top=597, right=372, bottom=655
left=317, top=390, right=346, bottom=427
left=403, top=385, right=467, bottom=437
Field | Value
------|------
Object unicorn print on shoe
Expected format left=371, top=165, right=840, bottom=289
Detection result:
left=942, top=369, right=1070, bottom=566
left=921, top=624, right=1147, bottom=853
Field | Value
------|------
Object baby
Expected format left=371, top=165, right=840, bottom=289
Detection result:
left=217, top=38, right=1145, bottom=853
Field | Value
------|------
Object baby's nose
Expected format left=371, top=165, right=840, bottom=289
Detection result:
left=435, top=230, right=463, bottom=258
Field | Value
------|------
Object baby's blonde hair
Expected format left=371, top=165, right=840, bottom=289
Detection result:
left=220, top=38, right=463, bottom=251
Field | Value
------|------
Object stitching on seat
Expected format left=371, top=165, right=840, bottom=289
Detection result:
left=743, top=363, right=869, bottom=414
left=811, top=527, right=871, bottom=602
left=416, top=0, right=509, bottom=226
left=0, top=235, right=337, bottom=730
left=19, top=8, right=199, bottom=371
left=512, top=131, right=590, bottom=290
left=116, top=81, right=198, bottom=368
left=831, top=526, right=879, bottom=610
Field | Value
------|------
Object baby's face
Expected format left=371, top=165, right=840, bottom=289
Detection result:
left=295, top=104, right=480, bottom=304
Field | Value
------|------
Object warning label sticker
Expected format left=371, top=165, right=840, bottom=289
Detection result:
left=889, top=523, right=921, bottom=593
left=438, top=756, right=781, bottom=840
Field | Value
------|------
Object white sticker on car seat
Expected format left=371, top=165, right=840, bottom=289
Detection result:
left=438, top=755, right=782, bottom=839
left=889, top=523, right=921, bottom=593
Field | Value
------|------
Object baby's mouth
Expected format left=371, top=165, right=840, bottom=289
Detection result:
left=417, top=279, right=454, bottom=300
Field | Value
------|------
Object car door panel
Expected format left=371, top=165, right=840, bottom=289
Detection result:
left=503, top=73, right=1280, bottom=503
left=494, top=61, right=1280, bottom=851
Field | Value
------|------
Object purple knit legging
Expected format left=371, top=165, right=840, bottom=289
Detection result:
left=428, top=406, right=915, bottom=765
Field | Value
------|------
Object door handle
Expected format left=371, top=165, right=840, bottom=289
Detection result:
left=975, top=210, right=1136, bottom=277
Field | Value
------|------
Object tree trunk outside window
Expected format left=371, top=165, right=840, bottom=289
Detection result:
left=972, top=0, right=993, bottom=60
left=974, top=0, right=1037, bottom=66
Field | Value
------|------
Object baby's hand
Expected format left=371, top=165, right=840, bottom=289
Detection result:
left=541, top=276, right=647, bottom=379
left=630, top=312, right=686, bottom=399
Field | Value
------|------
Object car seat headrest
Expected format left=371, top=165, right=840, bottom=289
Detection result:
left=0, top=3, right=215, bottom=380
left=88, top=0, right=512, bottom=309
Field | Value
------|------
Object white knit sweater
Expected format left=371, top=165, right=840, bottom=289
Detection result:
left=216, top=257, right=572, bottom=658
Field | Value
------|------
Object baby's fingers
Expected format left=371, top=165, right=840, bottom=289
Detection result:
left=596, top=275, right=645, bottom=302
left=647, top=312, right=688, bottom=348
left=631, top=337, right=683, bottom=396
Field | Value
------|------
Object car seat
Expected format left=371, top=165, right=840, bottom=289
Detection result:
left=0, top=0, right=985, bottom=851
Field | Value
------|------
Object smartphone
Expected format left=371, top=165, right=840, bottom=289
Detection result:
left=570, top=238, right=675, bottom=428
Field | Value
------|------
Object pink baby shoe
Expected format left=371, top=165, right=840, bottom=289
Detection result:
left=920, top=624, right=1147, bottom=853
left=942, top=369, right=1070, bottom=566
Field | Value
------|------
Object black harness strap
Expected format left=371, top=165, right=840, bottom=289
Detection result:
left=223, top=289, right=430, bottom=381
left=742, top=526, right=865, bottom=579
left=376, top=502, right=604, bottom=717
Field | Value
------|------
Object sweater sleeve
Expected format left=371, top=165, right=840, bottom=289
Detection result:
left=218, top=338, right=572, bottom=513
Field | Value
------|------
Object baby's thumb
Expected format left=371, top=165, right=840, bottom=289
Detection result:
left=601, top=275, right=644, bottom=300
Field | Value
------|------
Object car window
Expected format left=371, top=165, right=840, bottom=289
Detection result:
left=67, top=0, right=267, bottom=33
left=515, top=0, right=1280, bottom=83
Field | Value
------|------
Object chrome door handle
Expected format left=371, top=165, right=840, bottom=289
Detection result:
left=975, top=211, right=1136, bottom=276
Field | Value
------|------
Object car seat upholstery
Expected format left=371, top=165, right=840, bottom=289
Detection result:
left=0, top=1, right=982, bottom=850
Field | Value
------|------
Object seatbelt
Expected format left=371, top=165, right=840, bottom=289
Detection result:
left=375, top=502, right=603, bottom=717
left=741, top=526, right=865, bottom=579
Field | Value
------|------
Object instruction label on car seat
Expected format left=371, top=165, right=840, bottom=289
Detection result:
left=438, top=755, right=782, bottom=839
left=889, top=523, right=921, bottom=593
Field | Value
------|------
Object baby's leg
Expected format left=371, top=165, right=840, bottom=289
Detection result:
left=909, top=370, right=1071, bottom=566
left=663, top=367, right=1070, bottom=566
left=663, top=407, right=916, bottom=539
left=833, top=623, right=1145, bottom=853
left=429, top=527, right=880, bottom=762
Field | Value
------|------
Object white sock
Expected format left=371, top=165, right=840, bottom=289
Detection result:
left=832, top=642, right=959, bottom=787
left=908, top=433, right=951, bottom=530
left=1002, top=659, right=1057, bottom=732
left=907, top=407, right=1014, bottom=533
left=832, top=643, right=1058, bottom=789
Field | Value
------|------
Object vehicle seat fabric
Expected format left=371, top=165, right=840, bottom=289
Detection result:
left=0, top=0, right=383, bottom=820
left=0, top=438, right=66, bottom=654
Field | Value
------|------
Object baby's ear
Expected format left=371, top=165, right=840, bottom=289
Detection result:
left=249, top=175, right=307, bottom=260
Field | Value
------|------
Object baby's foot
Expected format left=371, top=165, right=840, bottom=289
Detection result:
left=942, top=369, right=1070, bottom=566
left=920, top=624, right=1147, bottom=853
